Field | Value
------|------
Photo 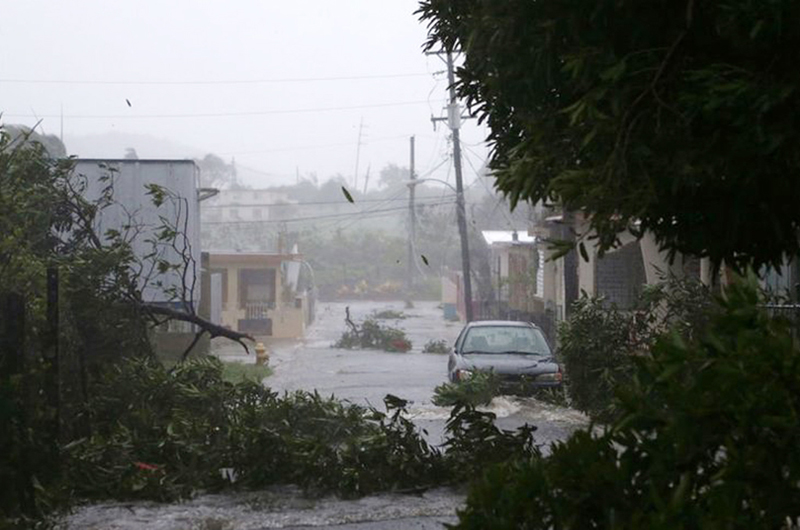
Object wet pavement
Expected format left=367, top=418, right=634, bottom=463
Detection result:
left=57, top=300, right=588, bottom=529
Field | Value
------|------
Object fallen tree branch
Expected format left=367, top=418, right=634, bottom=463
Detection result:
left=142, top=303, right=254, bottom=354
left=344, top=306, right=359, bottom=338
left=180, top=330, right=206, bottom=362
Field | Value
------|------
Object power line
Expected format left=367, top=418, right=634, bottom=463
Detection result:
left=217, top=135, right=410, bottom=156
left=201, top=195, right=456, bottom=208
left=328, top=186, right=412, bottom=233
left=0, top=72, right=432, bottom=86
left=329, top=188, right=409, bottom=233
left=202, top=200, right=455, bottom=226
left=3, top=100, right=430, bottom=120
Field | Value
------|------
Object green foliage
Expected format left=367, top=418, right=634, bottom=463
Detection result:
left=433, top=370, right=569, bottom=408
left=372, top=309, right=406, bottom=320
left=64, top=357, right=233, bottom=501
left=60, top=357, right=543, bottom=504
left=302, top=230, right=408, bottom=300
left=442, top=403, right=539, bottom=484
left=422, top=339, right=450, bottom=354
left=220, top=361, right=272, bottom=384
left=558, top=275, right=713, bottom=421
left=62, top=357, right=438, bottom=500
left=196, top=153, right=243, bottom=190
left=0, top=127, right=156, bottom=521
left=557, top=297, right=639, bottom=422
left=453, top=278, right=800, bottom=529
left=432, top=371, right=498, bottom=407
left=335, top=318, right=412, bottom=352
left=418, top=0, right=800, bottom=271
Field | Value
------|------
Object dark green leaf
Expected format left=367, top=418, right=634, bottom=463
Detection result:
left=341, top=186, right=355, bottom=203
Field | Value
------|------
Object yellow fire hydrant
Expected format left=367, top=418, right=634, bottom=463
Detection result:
left=255, top=342, right=270, bottom=366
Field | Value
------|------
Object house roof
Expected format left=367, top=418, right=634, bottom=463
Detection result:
left=481, top=230, right=536, bottom=245
left=208, top=250, right=301, bottom=259
left=75, top=158, right=197, bottom=165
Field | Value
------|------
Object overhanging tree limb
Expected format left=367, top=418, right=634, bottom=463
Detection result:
left=141, top=303, right=254, bottom=352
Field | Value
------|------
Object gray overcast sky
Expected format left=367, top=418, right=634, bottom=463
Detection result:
left=0, top=0, right=490, bottom=189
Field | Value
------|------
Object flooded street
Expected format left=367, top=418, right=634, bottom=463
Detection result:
left=263, top=301, right=588, bottom=448
left=58, top=301, right=588, bottom=529
left=59, top=487, right=460, bottom=530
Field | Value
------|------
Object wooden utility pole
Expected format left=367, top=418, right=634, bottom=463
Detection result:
left=432, top=51, right=474, bottom=321
left=407, top=136, right=416, bottom=291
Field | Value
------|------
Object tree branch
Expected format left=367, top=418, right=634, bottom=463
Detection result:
left=180, top=330, right=206, bottom=362
left=142, top=303, right=254, bottom=354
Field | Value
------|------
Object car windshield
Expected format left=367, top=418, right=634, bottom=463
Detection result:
left=462, top=325, right=551, bottom=355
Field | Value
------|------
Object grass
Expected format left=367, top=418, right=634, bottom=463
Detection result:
left=221, top=361, right=273, bottom=384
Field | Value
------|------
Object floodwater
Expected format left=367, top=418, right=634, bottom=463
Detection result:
left=57, top=300, right=589, bottom=529
left=261, top=301, right=588, bottom=447
left=58, top=487, right=460, bottom=530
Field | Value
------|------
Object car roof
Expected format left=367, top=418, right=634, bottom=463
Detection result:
left=464, top=320, right=538, bottom=329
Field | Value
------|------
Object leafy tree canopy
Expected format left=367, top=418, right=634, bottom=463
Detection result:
left=197, top=153, right=245, bottom=190
left=3, top=124, right=67, bottom=158
left=418, top=0, right=800, bottom=271
left=378, top=163, right=410, bottom=190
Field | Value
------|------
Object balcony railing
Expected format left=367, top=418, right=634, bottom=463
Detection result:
left=245, top=301, right=274, bottom=320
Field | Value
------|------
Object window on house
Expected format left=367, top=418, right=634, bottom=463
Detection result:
left=238, top=268, right=276, bottom=309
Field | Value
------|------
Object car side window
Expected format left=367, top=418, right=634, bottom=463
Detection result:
left=454, top=328, right=466, bottom=352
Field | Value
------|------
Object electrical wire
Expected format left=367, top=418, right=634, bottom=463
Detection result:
left=216, top=135, right=410, bottom=156
left=328, top=186, right=410, bottom=233
left=0, top=72, right=433, bottom=86
left=201, top=194, right=456, bottom=208
left=202, top=201, right=454, bottom=226
left=3, top=100, right=431, bottom=120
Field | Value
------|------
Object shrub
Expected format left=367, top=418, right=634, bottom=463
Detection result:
left=422, top=339, right=450, bottom=354
left=61, top=356, right=549, bottom=505
left=557, top=297, right=638, bottom=422
left=441, top=403, right=539, bottom=484
left=335, top=318, right=412, bottom=352
left=558, top=274, right=713, bottom=421
left=453, top=277, right=800, bottom=528
left=372, top=309, right=406, bottom=320
left=220, top=361, right=272, bottom=384
left=64, top=357, right=235, bottom=501
left=432, top=371, right=499, bottom=407
left=58, top=355, right=554, bottom=508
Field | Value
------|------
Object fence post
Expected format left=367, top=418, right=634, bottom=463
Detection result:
left=45, top=267, right=60, bottom=440
left=1, top=292, right=36, bottom=516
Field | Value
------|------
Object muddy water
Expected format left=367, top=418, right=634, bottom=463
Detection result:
left=59, top=301, right=589, bottom=529
left=57, top=487, right=460, bottom=529
left=260, top=301, right=589, bottom=448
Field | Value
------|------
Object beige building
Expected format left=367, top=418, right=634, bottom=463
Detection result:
left=207, top=251, right=314, bottom=339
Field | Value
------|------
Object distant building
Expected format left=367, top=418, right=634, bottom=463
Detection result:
left=200, top=189, right=298, bottom=253
left=207, top=248, right=315, bottom=339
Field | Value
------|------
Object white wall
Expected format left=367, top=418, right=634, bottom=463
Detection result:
left=74, top=159, right=200, bottom=305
